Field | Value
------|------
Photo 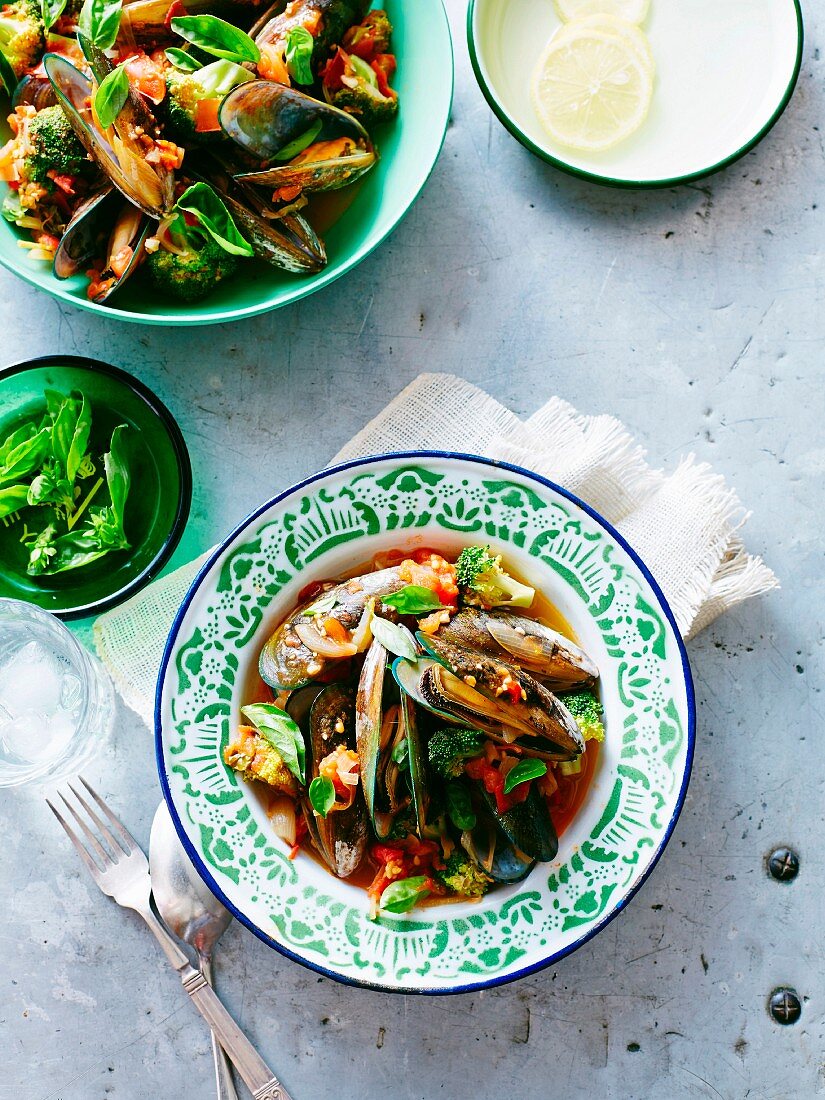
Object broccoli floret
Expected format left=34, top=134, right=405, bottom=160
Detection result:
left=321, top=46, right=397, bottom=127
left=146, top=235, right=238, bottom=302
left=24, top=105, right=89, bottom=183
left=162, top=59, right=252, bottom=144
left=428, top=728, right=485, bottom=779
left=455, top=546, right=535, bottom=609
left=433, top=850, right=492, bottom=898
left=223, top=725, right=298, bottom=796
left=562, top=689, right=605, bottom=742
left=327, top=79, right=397, bottom=126
left=0, top=0, right=44, bottom=78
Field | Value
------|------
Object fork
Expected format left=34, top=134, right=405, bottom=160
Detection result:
left=48, top=777, right=294, bottom=1100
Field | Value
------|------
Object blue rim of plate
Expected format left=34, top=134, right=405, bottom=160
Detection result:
left=155, top=451, right=696, bottom=995
left=0, top=2, right=454, bottom=326
left=466, top=0, right=804, bottom=190
left=0, top=355, right=192, bottom=619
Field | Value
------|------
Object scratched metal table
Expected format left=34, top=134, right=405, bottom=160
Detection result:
left=3, top=3, right=823, bottom=1098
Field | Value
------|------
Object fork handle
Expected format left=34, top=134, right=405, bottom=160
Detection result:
left=138, top=908, right=293, bottom=1100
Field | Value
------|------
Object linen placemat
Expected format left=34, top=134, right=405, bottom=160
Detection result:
left=94, top=373, right=778, bottom=723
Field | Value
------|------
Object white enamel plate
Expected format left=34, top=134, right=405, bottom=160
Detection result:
left=468, top=0, right=803, bottom=187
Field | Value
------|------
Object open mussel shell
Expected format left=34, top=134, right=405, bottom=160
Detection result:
left=357, top=645, right=428, bottom=839
left=259, top=566, right=405, bottom=690
left=44, top=52, right=173, bottom=218
left=285, top=682, right=325, bottom=734
left=12, top=74, right=57, bottom=111
left=190, top=159, right=326, bottom=273
left=305, top=683, right=368, bottom=878
left=251, top=0, right=371, bottom=64
left=437, top=608, right=599, bottom=689
left=461, top=815, right=535, bottom=884
left=89, top=203, right=153, bottom=303
left=413, top=639, right=585, bottom=761
left=482, top=786, right=558, bottom=864
left=220, top=82, right=376, bottom=193
left=53, top=185, right=115, bottom=279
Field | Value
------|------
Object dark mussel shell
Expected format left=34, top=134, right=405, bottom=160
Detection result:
left=259, top=566, right=405, bottom=690
left=436, top=608, right=599, bottom=689
left=220, top=81, right=376, bottom=192
left=87, top=203, right=153, bottom=303
left=418, top=632, right=584, bottom=757
left=462, top=786, right=556, bottom=883
left=306, top=683, right=368, bottom=878
left=190, top=158, right=326, bottom=273
left=53, top=185, right=116, bottom=279
left=12, top=74, right=57, bottom=111
left=45, top=50, right=174, bottom=218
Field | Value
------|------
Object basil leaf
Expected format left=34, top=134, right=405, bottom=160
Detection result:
left=66, top=392, right=91, bottom=485
left=94, top=65, right=130, bottom=131
left=78, top=0, right=122, bottom=50
left=502, top=758, right=547, bottom=795
left=309, top=775, right=335, bottom=818
left=382, top=585, right=446, bottom=616
left=390, top=737, right=408, bottom=768
left=241, top=703, right=306, bottom=784
left=171, top=15, right=260, bottom=64
left=42, top=0, right=68, bottom=30
left=274, top=119, right=322, bottom=161
left=164, top=46, right=203, bottom=72
left=27, top=462, right=74, bottom=511
left=446, top=781, right=476, bottom=831
left=370, top=616, right=417, bottom=662
left=0, top=425, right=49, bottom=487
left=0, top=422, right=36, bottom=465
left=103, top=424, right=130, bottom=531
left=305, top=590, right=337, bottom=616
left=23, top=523, right=58, bottom=575
left=0, top=483, right=29, bottom=519
left=173, top=182, right=254, bottom=258
left=379, top=876, right=430, bottom=915
left=0, top=49, right=16, bottom=97
left=284, top=25, right=314, bottom=85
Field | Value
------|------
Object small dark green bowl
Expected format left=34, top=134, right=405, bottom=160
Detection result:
left=0, top=356, right=191, bottom=619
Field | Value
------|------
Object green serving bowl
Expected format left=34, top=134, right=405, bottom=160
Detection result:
left=468, top=0, right=802, bottom=188
left=0, top=356, right=191, bottom=618
left=0, top=1, right=453, bottom=324
left=157, top=452, right=694, bottom=993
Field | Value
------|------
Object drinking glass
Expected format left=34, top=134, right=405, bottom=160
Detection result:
left=0, top=599, right=115, bottom=787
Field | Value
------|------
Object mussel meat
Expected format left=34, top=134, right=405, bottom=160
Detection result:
left=44, top=52, right=176, bottom=218
left=259, top=566, right=407, bottom=690
left=251, top=0, right=371, bottom=80
left=304, top=682, right=368, bottom=878
left=220, top=81, right=376, bottom=194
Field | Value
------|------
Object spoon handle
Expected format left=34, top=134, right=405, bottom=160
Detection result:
left=200, top=956, right=240, bottom=1100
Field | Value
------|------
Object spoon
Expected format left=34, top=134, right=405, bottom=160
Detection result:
left=149, top=801, right=239, bottom=1100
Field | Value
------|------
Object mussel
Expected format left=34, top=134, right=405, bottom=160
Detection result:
left=259, top=566, right=407, bottom=690
left=44, top=52, right=175, bottom=218
left=435, top=608, right=599, bottom=690
left=461, top=784, right=558, bottom=883
left=304, top=682, right=368, bottom=878
left=53, top=188, right=151, bottom=301
left=12, top=74, right=56, bottom=111
left=395, top=642, right=584, bottom=761
left=190, top=155, right=326, bottom=273
left=355, top=640, right=427, bottom=839
left=220, top=81, right=376, bottom=193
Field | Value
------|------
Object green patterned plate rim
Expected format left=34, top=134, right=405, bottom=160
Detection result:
left=156, top=452, right=695, bottom=993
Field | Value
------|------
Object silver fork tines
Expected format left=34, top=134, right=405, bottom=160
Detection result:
left=47, top=776, right=150, bottom=906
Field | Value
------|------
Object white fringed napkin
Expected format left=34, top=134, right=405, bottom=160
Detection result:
left=95, top=373, right=778, bottom=724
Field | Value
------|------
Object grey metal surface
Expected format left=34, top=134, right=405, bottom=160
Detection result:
left=2, top=2, right=823, bottom=1097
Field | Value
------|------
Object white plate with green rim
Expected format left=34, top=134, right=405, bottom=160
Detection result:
left=468, top=0, right=803, bottom=188
left=156, top=452, right=695, bottom=993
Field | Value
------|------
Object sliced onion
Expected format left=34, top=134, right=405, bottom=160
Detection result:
left=351, top=599, right=375, bottom=652
left=269, top=795, right=296, bottom=846
left=295, top=621, right=357, bottom=658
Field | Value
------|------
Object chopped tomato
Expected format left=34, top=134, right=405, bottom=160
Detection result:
left=400, top=551, right=459, bottom=607
left=322, top=616, right=349, bottom=643
left=320, top=46, right=348, bottom=90
left=123, top=53, right=166, bottom=104
left=195, top=97, right=221, bottom=133
left=164, top=0, right=187, bottom=27
left=465, top=756, right=530, bottom=815
left=46, top=170, right=76, bottom=195
left=37, top=232, right=60, bottom=252
left=371, top=54, right=396, bottom=99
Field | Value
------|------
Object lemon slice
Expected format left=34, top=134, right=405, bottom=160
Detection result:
left=554, top=15, right=654, bottom=74
left=554, top=0, right=650, bottom=25
left=531, top=28, right=653, bottom=152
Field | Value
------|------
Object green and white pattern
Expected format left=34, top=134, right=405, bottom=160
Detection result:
left=157, top=454, right=693, bottom=992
